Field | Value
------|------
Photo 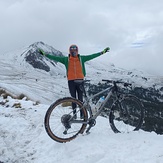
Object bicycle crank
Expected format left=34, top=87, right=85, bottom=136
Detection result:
left=86, top=119, right=96, bottom=134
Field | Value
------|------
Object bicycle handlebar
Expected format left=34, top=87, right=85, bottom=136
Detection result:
left=102, top=79, right=132, bottom=87
left=75, top=79, right=132, bottom=88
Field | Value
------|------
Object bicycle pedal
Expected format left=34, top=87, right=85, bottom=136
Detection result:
left=86, top=126, right=92, bottom=134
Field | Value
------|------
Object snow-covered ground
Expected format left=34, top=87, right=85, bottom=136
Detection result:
left=0, top=45, right=163, bottom=163
left=0, top=96, right=163, bottom=163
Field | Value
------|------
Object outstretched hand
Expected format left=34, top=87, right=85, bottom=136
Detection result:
left=38, top=49, right=46, bottom=56
left=101, top=47, right=110, bottom=54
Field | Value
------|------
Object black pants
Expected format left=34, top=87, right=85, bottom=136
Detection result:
left=68, top=80, right=83, bottom=116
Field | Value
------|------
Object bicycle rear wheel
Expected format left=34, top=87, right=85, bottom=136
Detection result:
left=109, top=95, right=144, bottom=133
left=44, top=97, right=88, bottom=143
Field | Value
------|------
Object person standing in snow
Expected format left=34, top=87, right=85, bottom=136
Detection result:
left=39, top=45, right=110, bottom=118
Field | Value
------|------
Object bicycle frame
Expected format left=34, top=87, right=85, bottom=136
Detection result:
left=83, top=85, right=115, bottom=119
left=70, top=85, right=115, bottom=126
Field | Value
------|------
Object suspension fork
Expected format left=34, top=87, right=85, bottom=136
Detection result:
left=111, top=94, right=127, bottom=118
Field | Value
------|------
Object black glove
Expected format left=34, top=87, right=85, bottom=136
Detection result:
left=38, top=49, right=46, bottom=56
left=101, top=47, right=110, bottom=54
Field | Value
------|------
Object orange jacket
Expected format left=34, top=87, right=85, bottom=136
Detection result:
left=67, top=55, right=84, bottom=80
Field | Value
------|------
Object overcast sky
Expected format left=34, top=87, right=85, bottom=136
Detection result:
left=1, top=0, right=163, bottom=76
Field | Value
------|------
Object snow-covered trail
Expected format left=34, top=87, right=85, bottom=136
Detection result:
left=0, top=97, right=163, bottom=163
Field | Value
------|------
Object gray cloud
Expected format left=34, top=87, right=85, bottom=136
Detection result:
left=0, top=0, right=163, bottom=75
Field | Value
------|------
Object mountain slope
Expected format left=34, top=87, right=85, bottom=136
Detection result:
left=0, top=41, right=163, bottom=104
left=1, top=41, right=163, bottom=99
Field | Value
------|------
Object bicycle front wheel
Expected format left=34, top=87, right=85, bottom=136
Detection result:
left=44, top=97, right=88, bottom=143
left=109, top=95, right=144, bottom=133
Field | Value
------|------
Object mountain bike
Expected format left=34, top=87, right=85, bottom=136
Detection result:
left=44, top=79, right=144, bottom=143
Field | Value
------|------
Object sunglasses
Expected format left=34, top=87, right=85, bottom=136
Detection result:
left=70, top=46, right=77, bottom=50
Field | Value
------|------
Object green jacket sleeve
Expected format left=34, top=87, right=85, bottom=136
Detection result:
left=46, top=54, right=67, bottom=65
left=80, top=52, right=102, bottom=62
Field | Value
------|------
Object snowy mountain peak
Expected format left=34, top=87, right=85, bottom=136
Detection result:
left=19, top=41, right=63, bottom=72
left=0, top=41, right=64, bottom=73
left=28, top=41, right=62, bottom=56
left=29, top=41, right=45, bottom=48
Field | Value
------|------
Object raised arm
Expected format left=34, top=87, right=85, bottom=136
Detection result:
left=81, top=47, right=110, bottom=62
left=38, top=49, right=66, bottom=64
